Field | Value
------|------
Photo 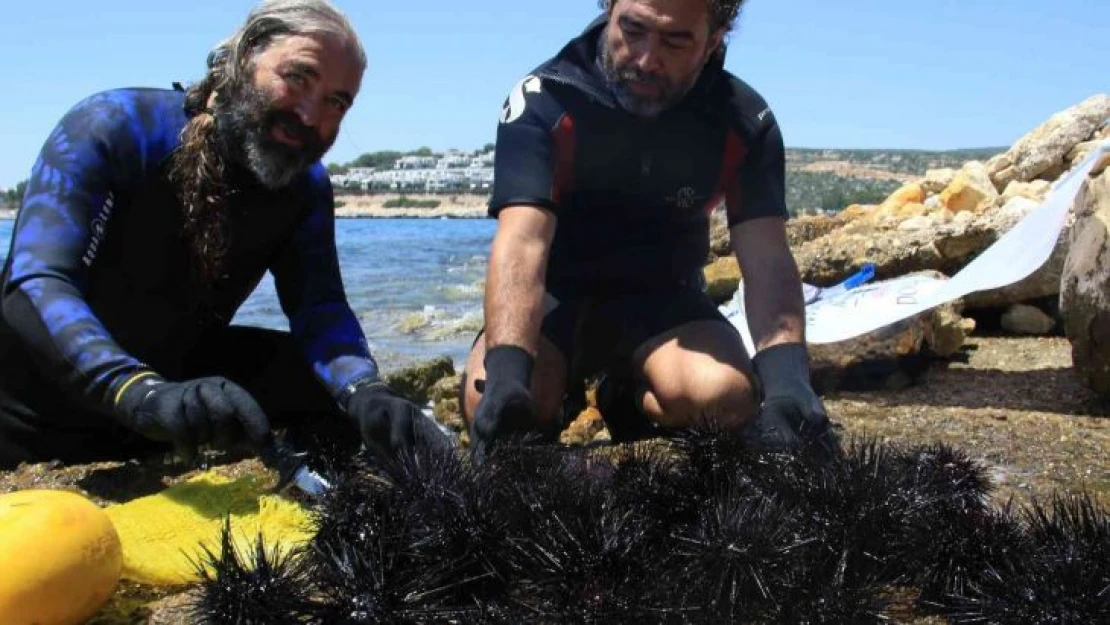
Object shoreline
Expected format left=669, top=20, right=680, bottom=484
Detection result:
left=0, top=199, right=491, bottom=221
left=334, top=206, right=488, bottom=219
left=335, top=193, right=489, bottom=219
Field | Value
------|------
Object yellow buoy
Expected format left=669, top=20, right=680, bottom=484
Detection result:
left=0, top=489, right=123, bottom=625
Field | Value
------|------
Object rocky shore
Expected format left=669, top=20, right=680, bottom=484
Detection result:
left=334, top=192, right=488, bottom=218
left=704, top=93, right=1110, bottom=395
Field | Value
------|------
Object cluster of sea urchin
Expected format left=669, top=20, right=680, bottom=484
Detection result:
left=192, top=430, right=1110, bottom=624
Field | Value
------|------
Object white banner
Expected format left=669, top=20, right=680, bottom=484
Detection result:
left=723, top=139, right=1110, bottom=351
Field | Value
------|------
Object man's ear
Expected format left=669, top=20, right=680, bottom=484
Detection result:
left=707, top=29, right=726, bottom=60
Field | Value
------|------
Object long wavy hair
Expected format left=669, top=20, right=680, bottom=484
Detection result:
left=598, top=0, right=745, bottom=33
left=168, top=0, right=365, bottom=286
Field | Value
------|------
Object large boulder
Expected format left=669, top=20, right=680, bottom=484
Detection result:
left=795, top=207, right=999, bottom=286
left=1060, top=170, right=1110, bottom=396
left=987, top=94, right=1110, bottom=189
left=939, top=161, right=999, bottom=213
left=794, top=94, right=1108, bottom=309
left=807, top=271, right=974, bottom=393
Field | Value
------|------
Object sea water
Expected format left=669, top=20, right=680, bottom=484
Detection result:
left=0, top=218, right=496, bottom=372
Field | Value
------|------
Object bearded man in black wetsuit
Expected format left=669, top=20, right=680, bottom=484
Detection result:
left=0, top=0, right=446, bottom=469
left=463, top=0, right=839, bottom=458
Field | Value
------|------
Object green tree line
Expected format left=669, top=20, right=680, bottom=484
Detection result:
left=1, top=180, right=27, bottom=209
left=785, top=171, right=900, bottom=214
left=327, top=143, right=496, bottom=174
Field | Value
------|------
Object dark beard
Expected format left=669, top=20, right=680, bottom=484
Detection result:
left=214, top=79, right=334, bottom=189
left=598, top=38, right=705, bottom=119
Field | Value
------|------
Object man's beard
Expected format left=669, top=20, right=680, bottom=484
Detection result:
left=214, top=79, right=335, bottom=189
left=599, top=39, right=705, bottom=119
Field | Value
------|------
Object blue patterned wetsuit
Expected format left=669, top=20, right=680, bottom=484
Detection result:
left=0, top=87, right=379, bottom=466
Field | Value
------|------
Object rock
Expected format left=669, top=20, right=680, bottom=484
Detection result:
left=927, top=305, right=977, bottom=357
left=1067, top=140, right=1101, bottom=169
left=1060, top=170, right=1110, bottom=396
left=991, top=166, right=1018, bottom=191
left=962, top=197, right=1071, bottom=309
left=703, top=256, right=741, bottom=303
left=1001, top=180, right=1051, bottom=204
left=952, top=210, right=975, bottom=226
left=430, top=373, right=462, bottom=403
left=592, top=428, right=612, bottom=443
left=939, top=161, right=999, bottom=213
left=384, top=356, right=455, bottom=405
left=709, top=203, right=730, bottom=257
left=430, top=373, right=465, bottom=432
left=1034, top=161, right=1069, bottom=184
left=839, top=203, right=877, bottom=221
left=986, top=153, right=1013, bottom=184
left=808, top=271, right=972, bottom=393
left=922, top=168, right=957, bottom=195
left=786, top=213, right=847, bottom=247
left=560, top=407, right=605, bottom=446
left=1000, top=304, right=1056, bottom=335
left=1093, top=151, right=1110, bottom=178
left=796, top=217, right=982, bottom=286
left=897, top=215, right=933, bottom=231
left=1002, top=93, right=1110, bottom=184
left=895, top=202, right=928, bottom=219
left=880, top=182, right=926, bottom=214
left=433, top=397, right=465, bottom=432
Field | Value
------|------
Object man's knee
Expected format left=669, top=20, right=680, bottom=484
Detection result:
left=636, top=320, right=759, bottom=431
left=647, top=363, right=758, bottom=430
left=460, top=334, right=567, bottom=432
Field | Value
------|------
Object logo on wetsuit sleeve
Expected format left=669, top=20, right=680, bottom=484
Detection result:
left=82, top=192, right=115, bottom=267
left=500, top=75, right=542, bottom=124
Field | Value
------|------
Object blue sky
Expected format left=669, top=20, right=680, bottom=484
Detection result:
left=0, top=0, right=1106, bottom=188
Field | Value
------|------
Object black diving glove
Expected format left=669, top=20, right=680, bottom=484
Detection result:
left=345, top=380, right=450, bottom=460
left=746, top=343, right=840, bottom=460
left=115, top=373, right=273, bottom=462
left=470, top=345, right=535, bottom=457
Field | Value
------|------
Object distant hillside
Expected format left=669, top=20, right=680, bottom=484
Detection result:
left=782, top=147, right=1006, bottom=214
left=786, top=147, right=1006, bottom=174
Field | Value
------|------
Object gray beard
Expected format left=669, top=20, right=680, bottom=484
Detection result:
left=240, top=132, right=310, bottom=190
left=214, top=81, right=331, bottom=190
left=598, top=40, right=704, bottom=119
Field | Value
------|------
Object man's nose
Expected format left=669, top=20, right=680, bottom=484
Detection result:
left=295, top=97, right=320, bottom=128
left=633, top=39, right=663, bottom=73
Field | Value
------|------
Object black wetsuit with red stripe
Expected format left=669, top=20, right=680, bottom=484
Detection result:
left=489, top=16, right=789, bottom=296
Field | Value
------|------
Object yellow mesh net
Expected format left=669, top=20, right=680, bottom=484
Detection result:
left=104, top=472, right=315, bottom=586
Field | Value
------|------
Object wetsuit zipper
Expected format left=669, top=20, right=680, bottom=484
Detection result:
left=537, top=71, right=614, bottom=110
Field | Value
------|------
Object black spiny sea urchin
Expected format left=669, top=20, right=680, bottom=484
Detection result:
left=190, top=428, right=1110, bottom=624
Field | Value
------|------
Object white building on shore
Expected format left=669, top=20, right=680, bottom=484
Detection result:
left=331, top=149, right=496, bottom=193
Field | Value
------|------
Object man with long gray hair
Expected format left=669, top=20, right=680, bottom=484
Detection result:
left=0, top=0, right=446, bottom=468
